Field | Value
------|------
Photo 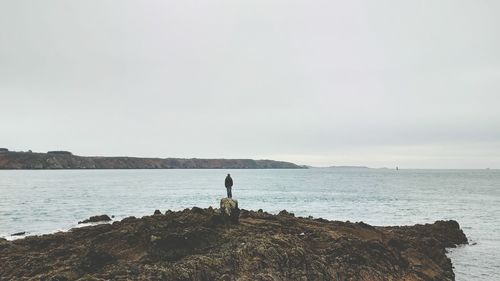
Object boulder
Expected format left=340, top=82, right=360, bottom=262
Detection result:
left=220, top=198, right=240, bottom=223
left=278, top=210, right=295, bottom=217
left=78, top=215, right=112, bottom=224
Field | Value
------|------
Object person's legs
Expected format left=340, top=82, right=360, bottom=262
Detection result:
left=227, top=187, right=232, bottom=198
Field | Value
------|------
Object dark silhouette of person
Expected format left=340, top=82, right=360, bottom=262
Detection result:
left=225, top=174, right=233, bottom=198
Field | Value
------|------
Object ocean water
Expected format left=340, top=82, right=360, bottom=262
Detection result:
left=0, top=168, right=499, bottom=280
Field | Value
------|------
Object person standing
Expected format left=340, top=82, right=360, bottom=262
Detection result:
left=225, top=174, right=233, bottom=198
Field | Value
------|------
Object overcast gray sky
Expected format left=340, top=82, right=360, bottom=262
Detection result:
left=1, top=1, right=499, bottom=168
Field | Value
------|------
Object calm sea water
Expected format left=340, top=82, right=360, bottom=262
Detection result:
left=0, top=169, right=499, bottom=280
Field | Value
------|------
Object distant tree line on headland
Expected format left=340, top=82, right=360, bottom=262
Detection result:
left=0, top=148, right=72, bottom=155
left=0, top=149, right=304, bottom=169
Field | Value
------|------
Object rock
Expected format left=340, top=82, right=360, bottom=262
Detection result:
left=239, top=209, right=250, bottom=218
left=0, top=238, right=10, bottom=249
left=278, top=209, right=295, bottom=217
left=121, top=216, right=137, bottom=223
left=0, top=209, right=469, bottom=281
left=191, top=207, right=204, bottom=214
left=153, top=210, right=162, bottom=215
left=78, top=215, right=112, bottom=224
left=50, top=275, right=69, bottom=281
left=357, top=221, right=375, bottom=229
left=11, top=231, right=26, bottom=236
left=79, top=248, right=116, bottom=272
left=219, top=198, right=240, bottom=223
left=150, top=235, right=160, bottom=242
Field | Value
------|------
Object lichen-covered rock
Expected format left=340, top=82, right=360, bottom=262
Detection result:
left=220, top=198, right=240, bottom=223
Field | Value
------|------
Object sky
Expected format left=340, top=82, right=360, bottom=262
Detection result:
left=1, top=1, right=499, bottom=168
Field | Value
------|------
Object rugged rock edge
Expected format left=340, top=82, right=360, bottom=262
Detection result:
left=0, top=208, right=468, bottom=281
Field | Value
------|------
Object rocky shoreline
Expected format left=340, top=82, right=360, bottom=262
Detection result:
left=0, top=202, right=468, bottom=281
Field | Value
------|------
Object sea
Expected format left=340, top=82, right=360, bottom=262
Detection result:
left=0, top=168, right=498, bottom=280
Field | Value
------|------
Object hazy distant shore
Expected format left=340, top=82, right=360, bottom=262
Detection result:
left=0, top=150, right=304, bottom=169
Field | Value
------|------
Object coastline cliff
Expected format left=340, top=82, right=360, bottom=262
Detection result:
left=0, top=205, right=468, bottom=281
left=0, top=151, right=303, bottom=169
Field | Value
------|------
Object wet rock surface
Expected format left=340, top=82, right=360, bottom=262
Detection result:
left=0, top=208, right=468, bottom=281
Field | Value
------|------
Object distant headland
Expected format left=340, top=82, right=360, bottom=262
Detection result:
left=0, top=149, right=304, bottom=169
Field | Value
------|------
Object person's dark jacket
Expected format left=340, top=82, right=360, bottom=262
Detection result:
left=225, top=175, right=233, bottom=188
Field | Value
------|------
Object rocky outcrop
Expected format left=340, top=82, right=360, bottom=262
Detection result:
left=0, top=208, right=468, bottom=281
left=78, top=215, right=112, bottom=224
left=0, top=151, right=304, bottom=169
left=220, top=198, right=240, bottom=223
